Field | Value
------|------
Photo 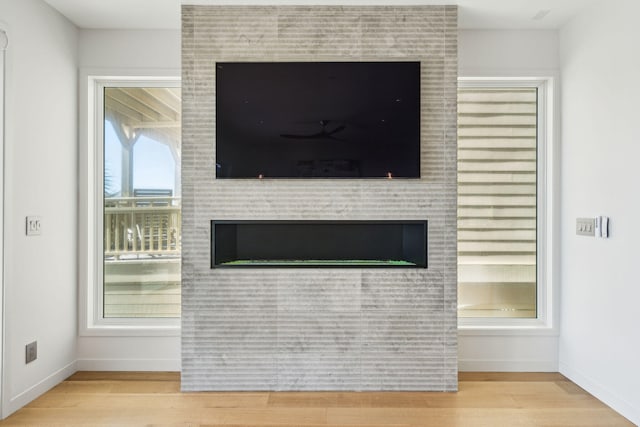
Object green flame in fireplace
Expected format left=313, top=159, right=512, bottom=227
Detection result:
left=220, top=259, right=416, bottom=266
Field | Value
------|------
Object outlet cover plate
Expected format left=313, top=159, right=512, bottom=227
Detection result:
left=26, top=341, right=37, bottom=364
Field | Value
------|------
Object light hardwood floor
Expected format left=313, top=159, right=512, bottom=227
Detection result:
left=0, top=372, right=633, bottom=426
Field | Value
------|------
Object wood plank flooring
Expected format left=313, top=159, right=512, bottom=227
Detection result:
left=0, top=372, right=633, bottom=426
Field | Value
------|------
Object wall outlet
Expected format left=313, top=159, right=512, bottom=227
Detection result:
left=25, top=341, right=37, bottom=364
left=26, top=216, right=42, bottom=236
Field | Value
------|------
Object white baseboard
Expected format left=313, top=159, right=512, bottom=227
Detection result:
left=3, top=360, right=77, bottom=419
left=459, top=358, right=557, bottom=372
left=80, top=358, right=552, bottom=374
left=559, top=362, right=639, bottom=426
left=79, top=357, right=555, bottom=374
left=458, top=333, right=558, bottom=373
left=76, top=358, right=180, bottom=372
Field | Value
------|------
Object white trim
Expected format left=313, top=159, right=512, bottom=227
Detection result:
left=559, top=362, right=639, bottom=426
left=460, top=358, right=557, bottom=372
left=4, top=361, right=76, bottom=418
left=457, top=76, right=559, bottom=335
left=79, top=69, right=181, bottom=337
left=76, top=358, right=180, bottom=372
left=0, top=27, right=7, bottom=419
left=458, top=326, right=559, bottom=337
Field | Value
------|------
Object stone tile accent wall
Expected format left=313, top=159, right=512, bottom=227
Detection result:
left=181, top=5, right=458, bottom=391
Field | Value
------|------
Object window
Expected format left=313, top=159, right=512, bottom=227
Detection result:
left=457, top=78, right=553, bottom=324
left=83, top=76, right=181, bottom=331
left=102, top=85, right=181, bottom=319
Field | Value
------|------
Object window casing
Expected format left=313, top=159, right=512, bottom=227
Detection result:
left=81, top=74, right=181, bottom=334
left=457, top=77, right=555, bottom=330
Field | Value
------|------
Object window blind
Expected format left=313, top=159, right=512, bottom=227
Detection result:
left=457, top=88, right=537, bottom=318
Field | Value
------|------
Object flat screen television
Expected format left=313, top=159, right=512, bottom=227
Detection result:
left=215, top=61, right=420, bottom=178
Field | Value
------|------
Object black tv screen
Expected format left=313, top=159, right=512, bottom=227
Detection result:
left=215, top=61, right=420, bottom=178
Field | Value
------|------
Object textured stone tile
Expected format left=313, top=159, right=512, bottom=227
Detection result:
left=361, top=313, right=445, bottom=354
left=277, top=270, right=361, bottom=313
left=277, top=352, right=361, bottom=390
left=185, top=317, right=277, bottom=355
left=181, top=353, right=277, bottom=391
left=193, top=7, right=279, bottom=59
left=277, top=312, right=361, bottom=354
left=182, top=5, right=458, bottom=391
left=276, top=7, right=362, bottom=58
left=361, top=270, right=443, bottom=312
left=421, top=59, right=446, bottom=98
left=360, top=8, right=446, bottom=58
left=361, top=352, right=447, bottom=390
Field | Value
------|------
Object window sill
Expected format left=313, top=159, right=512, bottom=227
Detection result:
left=80, top=323, right=180, bottom=337
left=458, top=323, right=558, bottom=337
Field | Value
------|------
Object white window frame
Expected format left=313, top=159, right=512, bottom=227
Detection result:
left=0, top=29, right=7, bottom=417
left=457, top=76, right=558, bottom=335
left=79, top=70, right=181, bottom=336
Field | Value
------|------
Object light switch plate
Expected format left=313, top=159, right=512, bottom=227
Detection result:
left=26, top=216, right=41, bottom=236
left=576, top=218, right=595, bottom=236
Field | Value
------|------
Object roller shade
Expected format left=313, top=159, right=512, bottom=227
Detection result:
left=457, top=88, right=537, bottom=318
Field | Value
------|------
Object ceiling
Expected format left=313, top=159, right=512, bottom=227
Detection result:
left=43, top=0, right=598, bottom=30
left=105, top=87, right=181, bottom=150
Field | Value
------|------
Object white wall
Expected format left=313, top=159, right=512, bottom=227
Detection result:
left=559, top=0, right=640, bottom=424
left=77, top=29, right=181, bottom=371
left=460, top=30, right=559, bottom=74
left=458, top=29, right=560, bottom=372
left=0, top=0, right=78, bottom=417
left=79, top=29, right=180, bottom=69
left=73, top=29, right=561, bottom=374
left=74, top=29, right=562, bottom=374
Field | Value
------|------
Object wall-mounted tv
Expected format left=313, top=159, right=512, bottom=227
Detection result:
left=215, top=61, right=420, bottom=179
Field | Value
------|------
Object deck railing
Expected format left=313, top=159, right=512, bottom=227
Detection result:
left=104, top=197, right=181, bottom=258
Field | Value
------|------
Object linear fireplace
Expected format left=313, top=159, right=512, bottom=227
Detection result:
left=212, top=220, right=427, bottom=268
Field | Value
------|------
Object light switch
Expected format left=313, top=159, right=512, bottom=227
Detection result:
left=576, top=218, right=595, bottom=236
left=595, top=216, right=609, bottom=238
left=26, top=216, right=41, bottom=236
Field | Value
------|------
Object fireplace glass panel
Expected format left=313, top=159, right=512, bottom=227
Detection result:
left=212, top=221, right=427, bottom=268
